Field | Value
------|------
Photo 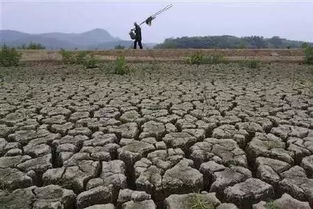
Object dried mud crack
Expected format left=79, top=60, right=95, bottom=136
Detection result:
left=0, top=62, right=313, bottom=209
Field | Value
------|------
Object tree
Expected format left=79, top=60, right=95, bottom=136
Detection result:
left=269, top=36, right=283, bottom=48
left=115, top=44, right=125, bottom=49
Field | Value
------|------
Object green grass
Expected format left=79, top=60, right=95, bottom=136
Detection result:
left=75, top=51, right=88, bottom=64
left=186, top=52, right=225, bottom=65
left=113, top=56, right=130, bottom=75
left=304, top=46, right=313, bottom=65
left=265, top=200, right=280, bottom=209
left=0, top=45, right=22, bottom=67
left=308, top=67, right=313, bottom=95
left=60, top=49, right=76, bottom=64
left=191, top=196, right=214, bottom=209
left=240, top=59, right=261, bottom=69
left=59, top=50, right=98, bottom=68
left=83, top=54, right=98, bottom=69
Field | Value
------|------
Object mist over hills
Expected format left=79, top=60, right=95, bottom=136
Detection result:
left=0, top=29, right=153, bottom=49
left=1, top=28, right=311, bottom=50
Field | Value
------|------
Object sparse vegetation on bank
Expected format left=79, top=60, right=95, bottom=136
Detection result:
left=115, top=44, right=125, bottom=49
left=186, top=52, right=225, bottom=65
left=17, top=42, right=46, bottom=50
left=240, top=59, right=261, bottom=69
left=304, top=46, right=313, bottom=65
left=0, top=45, right=21, bottom=67
left=60, top=49, right=98, bottom=68
left=113, top=55, right=130, bottom=75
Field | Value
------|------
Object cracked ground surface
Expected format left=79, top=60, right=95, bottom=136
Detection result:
left=0, top=62, right=313, bottom=209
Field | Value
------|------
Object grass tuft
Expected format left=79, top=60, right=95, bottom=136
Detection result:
left=0, top=45, right=22, bottom=67
left=240, top=59, right=261, bottom=69
left=265, top=200, right=280, bottom=209
left=113, top=56, right=130, bottom=75
left=59, top=49, right=98, bottom=68
left=191, top=196, right=214, bottom=209
left=186, top=52, right=225, bottom=65
left=304, top=45, right=313, bottom=65
left=83, top=54, right=98, bottom=69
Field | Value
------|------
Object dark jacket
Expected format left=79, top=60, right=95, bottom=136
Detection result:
left=135, top=24, right=142, bottom=40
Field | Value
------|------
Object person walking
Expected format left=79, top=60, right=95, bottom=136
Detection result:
left=133, top=22, right=143, bottom=49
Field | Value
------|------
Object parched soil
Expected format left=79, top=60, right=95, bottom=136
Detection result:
left=0, top=62, right=313, bottom=209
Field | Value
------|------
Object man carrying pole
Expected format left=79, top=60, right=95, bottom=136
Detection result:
left=133, top=22, right=143, bottom=49
left=130, top=4, right=173, bottom=49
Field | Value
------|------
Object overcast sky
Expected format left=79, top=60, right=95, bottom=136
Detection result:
left=1, top=0, right=313, bottom=43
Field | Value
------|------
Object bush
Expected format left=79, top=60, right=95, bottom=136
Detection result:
left=186, top=52, right=205, bottom=65
left=0, top=45, right=22, bottom=67
left=265, top=200, right=279, bottom=209
left=60, top=49, right=76, bottom=64
left=115, top=45, right=125, bottom=49
left=304, top=46, right=313, bottom=65
left=17, top=42, right=45, bottom=49
left=206, top=55, right=225, bottom=64
left=241, top=59, right=261, bottom=69
left=114, top=56, right=129, bottom=75
left=60, top=50, right=98, bottom=68
left=301, top=43, right=309, bottom=49
left=27, top=42, right=45, bottom=49
left=186, top=52, right=225, bottom=65
left=191, top=195, right=214, bottom=209
left=75, top=51, right=88, bottom=64
left=83, top=54, right=98, bottom=69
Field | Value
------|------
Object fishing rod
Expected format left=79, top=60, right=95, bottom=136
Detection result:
left=140, top=4, right=173, bottom=26
left=129, top=4, right=173, bottom=40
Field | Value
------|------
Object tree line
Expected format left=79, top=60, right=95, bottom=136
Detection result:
left=155, top=36, right=310, bottom=49
left=16, top=42, right=46, bottom=50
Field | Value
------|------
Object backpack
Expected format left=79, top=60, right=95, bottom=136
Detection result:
left=129, top=30, right=136, bottom=40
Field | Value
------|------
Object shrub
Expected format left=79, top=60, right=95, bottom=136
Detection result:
left=186, top=52, right=205, bottom=65
left=83, top=54, right=98, bottom=68
left=75, top=51, right=88, bottom=64
left=0, top=45, right=22, bottom=67
left=27, top=42, right=45, bottom=49
left=114, top=56, right=129, bottom=75
left=60, top=50, right=98, bottom=67
left=191, top=195, right=214, bottom=209
left=265, top=200, right=279, bottom=209
left=115, top=45, right=125, bottom=49
left=206, top=55, right=225, bottom=64
left=17, top=43, right=45, bottom=49
left=241, top=59, right=261, bottom=69
left=60, top=49, right=76, bottom=64
left=301, top=43, right=309, bottom=49
left=186, top=52, right=225, bottom=65
left=0, top=74, right=3, bottom=85
left=304, top=46, right=313, bottom=65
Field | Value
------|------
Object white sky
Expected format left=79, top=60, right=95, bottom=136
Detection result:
left=1, top=0, right=313, bottom=43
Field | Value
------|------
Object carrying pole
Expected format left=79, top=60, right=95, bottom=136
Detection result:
left=152, top=4, right=173, bottom=18
left=139, top=4, right=173, bottom=26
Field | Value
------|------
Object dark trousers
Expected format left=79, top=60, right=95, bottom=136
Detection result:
left=134, top=39, right=143, bottom=49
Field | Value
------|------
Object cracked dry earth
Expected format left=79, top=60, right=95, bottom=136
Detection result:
left=0, top=63, right=313, bottom=209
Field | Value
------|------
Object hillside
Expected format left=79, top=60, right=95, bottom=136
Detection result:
left=1, top=30, right=310, bottom=50
left=155, top=35, right=310, bottom=49
left=0, top=29, right=150, bottom=49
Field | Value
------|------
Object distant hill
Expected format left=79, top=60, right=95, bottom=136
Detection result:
left=0, top=29, right=156, bottom=49
left=155, top=35, right=311, bottom=49
left=2, top=30, right=309, bottom=50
